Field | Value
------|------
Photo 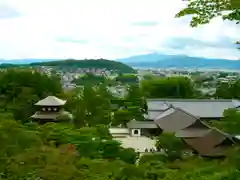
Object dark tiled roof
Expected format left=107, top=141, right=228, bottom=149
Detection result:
left=147, top=99, right=240, bottom=118
left=154, top=108, right=200, bottom=133
left=175, top=128, right=211, bottom=138
left=145, top=110, right=165, bottom=120
left=183, top=129, right=234, bottom=156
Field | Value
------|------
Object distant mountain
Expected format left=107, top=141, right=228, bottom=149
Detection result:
left=0, top=59, right=136, bottom=73
left=117, top=53, right=240, bottom=70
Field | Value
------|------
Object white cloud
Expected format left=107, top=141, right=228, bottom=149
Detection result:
left=0, top=0, right=239, bottom=60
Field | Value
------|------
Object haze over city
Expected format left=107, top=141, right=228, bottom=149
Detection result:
left=0, top=0, right=239, bottom=60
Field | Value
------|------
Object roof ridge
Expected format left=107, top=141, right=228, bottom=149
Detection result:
left=147, top=98, right=238, bottom=102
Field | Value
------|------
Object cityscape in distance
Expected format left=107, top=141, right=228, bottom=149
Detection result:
left=1, top=53, right=240, bottom=71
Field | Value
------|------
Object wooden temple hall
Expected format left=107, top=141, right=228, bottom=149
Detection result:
left=30, top=96, right=72, bottom=124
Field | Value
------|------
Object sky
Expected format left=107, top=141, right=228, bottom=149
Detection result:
left=0, top=0, right=239, bottom=60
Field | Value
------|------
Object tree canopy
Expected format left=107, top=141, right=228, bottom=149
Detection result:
left=176, top=0, right=240, bottom=27
left=176, top=0, right=240, bottom=49
left=32, top=59, right=136, bottom=73
left=141, top=77, right=197, bottom=98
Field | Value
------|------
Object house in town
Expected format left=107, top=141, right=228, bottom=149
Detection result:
left=30, top=96, right=72, bottom=124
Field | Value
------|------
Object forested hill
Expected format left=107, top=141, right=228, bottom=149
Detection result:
left=0, top=59, right=136, bottom=73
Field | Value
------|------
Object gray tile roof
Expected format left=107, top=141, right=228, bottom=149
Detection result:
left=175, top=128, right=211, bottom=138
left=127, top=120, right=158, bottom=129
left=147, top=101, right=169, bottom=110
left=154, top=108, right=200, bottom=132
left=147, top=99, right=240, bottom=118
left=145, top=110, right=165, bottom=120
left=183, top=129, right=232, bottom=156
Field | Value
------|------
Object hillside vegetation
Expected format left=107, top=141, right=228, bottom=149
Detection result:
left=33, top=59, right=135, bottom=73
left=0, top=59, right=136, bottom=73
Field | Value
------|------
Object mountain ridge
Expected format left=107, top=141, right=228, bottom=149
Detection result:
left=117, top=53, right=240, bottom=70
left=0, top=59, right=135, bottom=73
left=0, top=53, right=240, bottom=70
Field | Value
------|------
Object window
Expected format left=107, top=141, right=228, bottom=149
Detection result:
left=42, top=108, right=46, bottom=111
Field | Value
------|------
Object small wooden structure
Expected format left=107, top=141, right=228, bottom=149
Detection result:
left=30, top=96, right=71, bottom=124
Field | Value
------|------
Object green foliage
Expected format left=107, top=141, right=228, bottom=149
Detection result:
left=176, top=0, right=240, bottom=47
left=0, top=69, right=62, bottom=122
left=66, top=85, right=113, bottom=127
left=211, top=108, right=240, bottom=135
left=141, top=77, right=197, bottom=98
left=139, top=154, right=169, bottom=164
left=0, top=120, right=42, bottom=172
left=72, top=73, right=107, bottom=85
left=176, top=0, right=240, bottom=27
left=115, top=74, right=138, bottom=84
left=31, top=59, right=136, bottom=73
left=113, top=109, right=133, bottom=126
left=1, top=67, right=240, bottom=179
left=156, top=133, right=185, bottom=161
left=32, top=122, right=137, bottom=163
left=125, top=85, right=146, bottom=120
left=112, top=85, right=146, bottom=125
left=215, top=80, right=240, bottom=99
left=0, top=119, right=240, bottom=179
left=5, top=146, right=78, bottom=180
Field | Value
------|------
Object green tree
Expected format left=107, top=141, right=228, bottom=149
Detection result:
left=113, top=109, right=133, bottom=126
left=215, top=80, right=240, bottom=99
left=5, top=146, right=78, bottom=180
left=72, top=73, right=107, bottom=85
left=65, top=85, right=113, bottom=127
left=155, top=133, right=185, bottom=161
left=0, top=69, right=62, bottom=122
left=0, top=120, right=42, bottom=172
left=176, top=0, right=240, bottom=27
left=211, top=108, right=240, bottom=135
left=115, top=74, right=138, bottom=84
left=125, top=85, right=145, bottom=120
left=176, top=0, right=240, bottom=47
left=141, top=77, right=196, bottom=98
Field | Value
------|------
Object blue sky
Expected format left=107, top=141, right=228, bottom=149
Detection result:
left=0, top=0, right=239, bottom=60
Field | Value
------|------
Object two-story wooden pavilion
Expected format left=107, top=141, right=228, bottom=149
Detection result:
left=31, top=96, right=72, bottom=124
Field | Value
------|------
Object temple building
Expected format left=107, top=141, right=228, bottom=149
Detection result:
left=30, top=96, right=72, bottom=124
